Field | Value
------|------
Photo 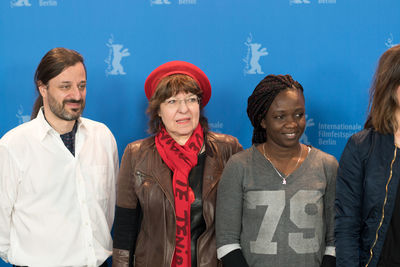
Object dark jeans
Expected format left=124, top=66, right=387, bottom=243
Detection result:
left=14, top=262, right=108, bottom=267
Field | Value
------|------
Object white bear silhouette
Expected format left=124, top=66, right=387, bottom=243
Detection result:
left=299, top=115, right=315, bottom=145
left=247, top=43, right=268, bottom=74
left=107, top=43, right=130, bottom=75
left=16, top=106, right=30, bottom=124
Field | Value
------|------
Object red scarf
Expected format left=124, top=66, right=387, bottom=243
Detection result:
left=155, top=124, right=204, bottom=267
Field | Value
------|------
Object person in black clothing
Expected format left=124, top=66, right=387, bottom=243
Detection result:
left=336, top=44, right=400, bottom=267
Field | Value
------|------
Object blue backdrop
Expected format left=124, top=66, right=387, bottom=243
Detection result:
left=1, top=0, right=399, bottom=266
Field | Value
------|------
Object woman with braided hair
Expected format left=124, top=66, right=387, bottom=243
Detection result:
left=215, top=74, right=337, bottom=267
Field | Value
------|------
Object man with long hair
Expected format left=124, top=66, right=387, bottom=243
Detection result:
left=0, top=48, right=118, bottom=267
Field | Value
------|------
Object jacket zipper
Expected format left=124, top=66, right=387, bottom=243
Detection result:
left=365, top=146, right=397, bottom=267
left=133, top=171, right=146, bottom=267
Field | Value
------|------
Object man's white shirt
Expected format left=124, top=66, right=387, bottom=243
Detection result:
left=0, top=109, right=119, bottom=267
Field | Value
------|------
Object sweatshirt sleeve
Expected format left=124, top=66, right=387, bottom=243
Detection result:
left=322, top=154, right=338, bottom=256
left=216, top=155, right=245, bottom=259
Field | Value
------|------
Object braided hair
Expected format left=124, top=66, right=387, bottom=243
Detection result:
left=247, top=74, right=304, bottom=144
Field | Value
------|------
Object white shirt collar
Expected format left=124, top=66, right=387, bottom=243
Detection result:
left=35, top=107, right=87, bottom=141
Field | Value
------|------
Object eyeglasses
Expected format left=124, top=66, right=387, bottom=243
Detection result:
left=163, top=96, right=200, bottom=109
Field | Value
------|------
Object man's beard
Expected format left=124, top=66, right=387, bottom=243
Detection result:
left=47, top=93, right=85, bottom=121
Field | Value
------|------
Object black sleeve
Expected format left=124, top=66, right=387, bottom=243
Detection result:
left=221, top=249, right=249, bottom=267
left=321, top=255, right=336, bottom=267
left=113, top=205, right=140, bottom=251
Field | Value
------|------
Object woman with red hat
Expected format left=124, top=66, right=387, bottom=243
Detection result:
left=112, top=61, right=243, bottom=267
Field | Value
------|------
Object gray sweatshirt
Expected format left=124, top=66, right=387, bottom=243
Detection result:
left=216, top=145, right=337, bottom=267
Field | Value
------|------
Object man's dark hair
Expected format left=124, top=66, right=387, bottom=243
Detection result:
left=31, top=48, right=85, bottom=119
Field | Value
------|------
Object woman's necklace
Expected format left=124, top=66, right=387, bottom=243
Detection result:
left=262, top=143, right=303, bottom=185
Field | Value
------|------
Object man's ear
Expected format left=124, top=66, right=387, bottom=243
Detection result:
left=38, top=81, right=47, bottom=98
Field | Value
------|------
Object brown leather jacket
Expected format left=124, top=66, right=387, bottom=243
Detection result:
left=113, top=132, right=243, bottom=267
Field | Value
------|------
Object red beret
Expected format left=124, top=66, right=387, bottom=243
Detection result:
left=144, top=61, right=211, bottom=107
